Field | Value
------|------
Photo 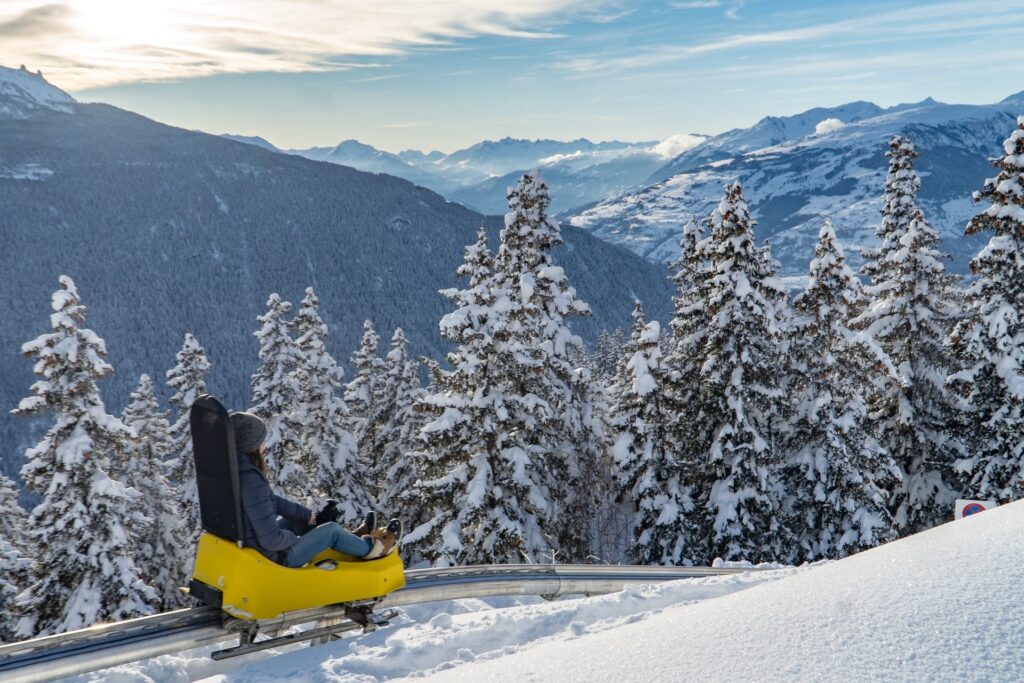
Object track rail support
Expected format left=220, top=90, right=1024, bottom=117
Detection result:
left=211, top=607, right=398, bottom=660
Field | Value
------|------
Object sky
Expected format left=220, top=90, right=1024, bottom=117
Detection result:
left=2, top=0, right=1023, bottom=152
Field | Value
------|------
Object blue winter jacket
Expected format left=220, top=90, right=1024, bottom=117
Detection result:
left=237, top=451, right=312, bottom=560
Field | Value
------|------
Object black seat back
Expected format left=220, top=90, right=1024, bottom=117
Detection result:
left=190, top=394, right=244, bottom=542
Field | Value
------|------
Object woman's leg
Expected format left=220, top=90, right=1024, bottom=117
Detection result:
left=283, top=522, right=373, bottom=568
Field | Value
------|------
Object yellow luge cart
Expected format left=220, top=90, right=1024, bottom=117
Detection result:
left=184, top=395, right=405, bottom=657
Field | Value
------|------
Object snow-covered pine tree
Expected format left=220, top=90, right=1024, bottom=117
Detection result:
left=593, top=303, right=647, bottom=563
left=558, top=364, right=606, bottom=563
left=0, top=473, right=30, bottom=642
left=593, top=328, right=628, bottom=384
left=165, top=332, right=211, bottom=549
left=586, top=394, right=631, bottom=564
left=788, top=220, right=898, bottom=560
left=289, top=288, right=366, bottom=518
left=119, top=374, right=188, bottom=610
left=12, top=276, right=155, bottom=636
left=496, top=170, right=596, bottom=561
left=365, top=328, right=427, bottom=528
left=661, top=216, right=716, bottom=563
left=421, top=355, right=443, bottom=394
left=610, top=303, right=692, bottom=565
left=948, top=116, right=1024, bottom=503
left=0, top=473, right=26, bottom=552
left=250, top=293, right=301, bottom=487
left=853, top=135, right=964, bottom=534
left=696, top=182, right=791, bottom=564
left=344, top=320, right=386, bottom=460
left=411, top=228, right=550, bottom=566
left=860, top=135, right=917, bottom=284
left=0, top=536, right=30, bottom=643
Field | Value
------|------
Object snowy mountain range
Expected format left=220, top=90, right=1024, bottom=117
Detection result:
left=0, top=67, right=673, bottom=481
left=235, top=91, right=1024, bottom=277
left=233, top=134, right=707, bottom=216
left=288, top=139, right=459, bottom=195
left=647, top=100, right=893, bottom=183
left=569, top=95, right=1024, bottom=275
left=443, top=137, right=703, bottom=217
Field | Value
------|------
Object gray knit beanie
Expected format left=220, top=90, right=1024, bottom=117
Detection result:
left=230, top=411, right=267, bottom=454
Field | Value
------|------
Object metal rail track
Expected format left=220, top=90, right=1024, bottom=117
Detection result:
left=0, top=564, right=753, bottom=682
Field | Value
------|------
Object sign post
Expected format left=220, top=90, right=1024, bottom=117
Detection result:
left=955, top=499, right=999, bottom=520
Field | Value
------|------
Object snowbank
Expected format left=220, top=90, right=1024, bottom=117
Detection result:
left=425, top=501, right=1024, bottom=682
left=191, top=568, right=793, bottom=682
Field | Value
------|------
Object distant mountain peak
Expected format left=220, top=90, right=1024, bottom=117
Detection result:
left=333, top=139, right=380, bottom=153
left=0, top=64, right=75, bottom=118
left=751, top=100, right=884, bottom=129
left=219, top=134, right=280, bottom=153
left=1000, top=90, right=1024, bottom=104
left=398, top=149, right=444, bottom=162
left=894, top=96, right=940, bottom=109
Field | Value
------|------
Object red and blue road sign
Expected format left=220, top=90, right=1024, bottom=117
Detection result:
left=961, top=502, right=986, bottom=516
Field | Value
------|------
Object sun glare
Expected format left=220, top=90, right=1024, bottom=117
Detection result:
left=70, top=0, right=184, bottom=48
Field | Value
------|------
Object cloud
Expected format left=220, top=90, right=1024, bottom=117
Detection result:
left=671, top=0, right=743, bottom=18
left=724, top=0, right=745, bottom=20
left=557, top=0, right=1024, bottom=75
left=539, top=150, right=585, bottom=165
left=581, top=8, right=636, bottom=24
left=653, top=133, right=706, bottom=159
left=0, top=3, right=71, bottom=37
left=0, top=0, right=598, bottom=89
left=347, top=73, right=404, bottom=84
left=814, top=118, right=845, bottom=135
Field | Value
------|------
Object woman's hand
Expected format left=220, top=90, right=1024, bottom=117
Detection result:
left=315, top=500, right=341, bottom=526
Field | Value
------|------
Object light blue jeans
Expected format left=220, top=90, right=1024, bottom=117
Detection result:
left=277, top=518, right=373, bottom=568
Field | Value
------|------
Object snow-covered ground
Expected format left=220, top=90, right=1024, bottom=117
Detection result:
left=425, top=502, right=1024, bottom=682
left=79, top=566, right=793, bottom=682
left=82, top=501, right=1024, bottom=682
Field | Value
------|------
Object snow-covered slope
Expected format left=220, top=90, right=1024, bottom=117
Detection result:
left=570, top=97, right=1022, bottom=273
left=86, top=563, right=792, bottom=681
left=649, top=100, right=886, bottom=182
left=423, top=501, right=1024, bottom=682
left=0, top=65, right=74, bottom=118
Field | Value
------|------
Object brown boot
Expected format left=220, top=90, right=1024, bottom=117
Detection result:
left=351, top=511, right=377, bottom=537
left=364, top=519, right=403, bottom=560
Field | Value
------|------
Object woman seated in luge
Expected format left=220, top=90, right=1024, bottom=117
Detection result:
left=230, top=411, right=401, bottom=567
